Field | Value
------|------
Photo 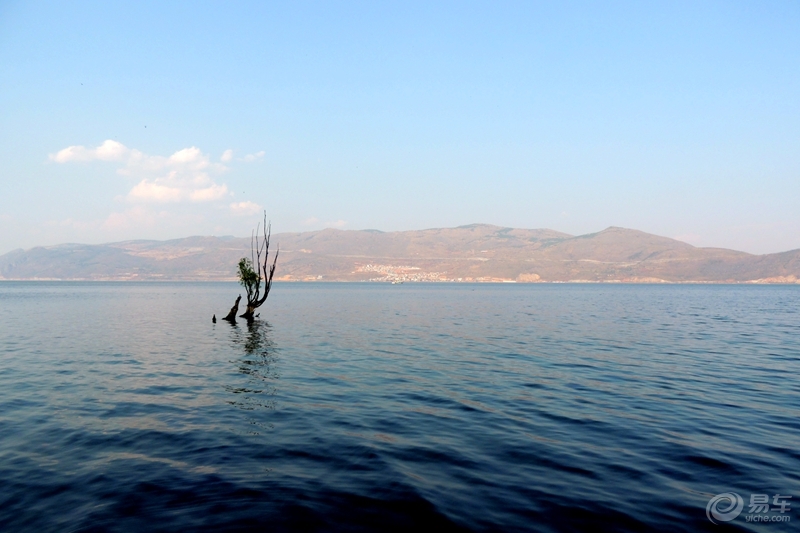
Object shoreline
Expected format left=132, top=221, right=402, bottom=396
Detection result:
left=1, top=278, right=799, bottom=285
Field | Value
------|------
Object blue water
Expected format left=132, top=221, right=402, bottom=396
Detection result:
left=0, top=282, right=798, bottom=532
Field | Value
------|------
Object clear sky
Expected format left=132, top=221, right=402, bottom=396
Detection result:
left=1, top=1, right=798, bottom=255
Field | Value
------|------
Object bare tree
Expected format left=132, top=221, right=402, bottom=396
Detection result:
left=235, top=212, right=279, bottom=321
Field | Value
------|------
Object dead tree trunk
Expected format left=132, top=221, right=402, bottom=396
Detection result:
left=223, top=295, right=241, bottom=321
left=239, top=213, right=279, bottom=321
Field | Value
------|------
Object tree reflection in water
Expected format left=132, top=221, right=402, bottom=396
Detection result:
left=225, top=319, right=279, bottom=429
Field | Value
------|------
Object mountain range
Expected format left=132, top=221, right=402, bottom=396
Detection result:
left=1, top=224, right=799, bottom=283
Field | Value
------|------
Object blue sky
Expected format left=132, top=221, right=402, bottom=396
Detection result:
left=1, top=1, right=798, bottom=254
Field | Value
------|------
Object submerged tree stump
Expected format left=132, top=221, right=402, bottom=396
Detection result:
left=223, top=295, right=241, bottom=321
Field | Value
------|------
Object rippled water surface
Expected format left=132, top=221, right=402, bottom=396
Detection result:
left=0, top=282, right=798, bottom=532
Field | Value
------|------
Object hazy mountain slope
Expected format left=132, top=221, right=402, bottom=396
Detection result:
left=0, top=237, right=249, bottom=280
left=526, top=227, right=761, bottom=282
left=1, top=224, right=798, bottom=282
left=276, top=224, right=571, bottom=258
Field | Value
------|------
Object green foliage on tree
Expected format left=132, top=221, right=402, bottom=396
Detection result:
left=237, top=257, right=259, bottom=300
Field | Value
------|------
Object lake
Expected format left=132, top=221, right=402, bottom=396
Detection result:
left=0, top=282, right=798, bottom=532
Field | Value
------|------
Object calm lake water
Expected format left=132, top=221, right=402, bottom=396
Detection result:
left=0, top=282, right=798, bottom=532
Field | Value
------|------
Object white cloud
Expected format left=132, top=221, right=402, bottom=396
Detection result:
left=230, top=201, right=262, bottom=216
left=52, top=140, right=231, bottom=204
left=326, top=219, right=347, bottom=228
left=128, top=180, right=183, bottom=203
left=242, top=150, right=265, bottom=162
left=190, top=184, right=229, bottom=202
left=50, top=140, right=133, bottom=163
left=221, top=149, right=233, bottom=162
left=302, top=217, right=320, bottom=226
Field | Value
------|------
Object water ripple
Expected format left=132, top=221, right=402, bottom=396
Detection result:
left=1, top=282, right=799, bottom=532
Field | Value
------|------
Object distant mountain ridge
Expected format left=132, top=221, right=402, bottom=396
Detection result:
left=1, top=224, right=799, bottom=283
